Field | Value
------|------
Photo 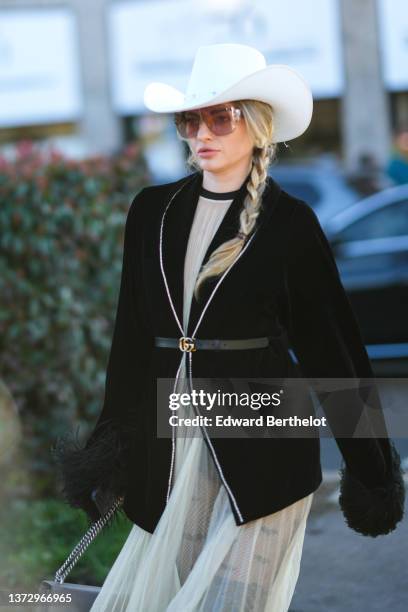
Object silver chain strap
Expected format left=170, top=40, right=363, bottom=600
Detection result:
left=54, top=495, right=124, bottom=584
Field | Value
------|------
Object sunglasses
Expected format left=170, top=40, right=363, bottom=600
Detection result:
left=174, top=104, right=242, bottom=138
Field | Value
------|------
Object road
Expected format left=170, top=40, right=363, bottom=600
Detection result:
left=289, top=440, right=408, bottom=611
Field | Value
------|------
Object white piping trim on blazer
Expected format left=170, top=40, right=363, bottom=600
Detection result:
left=159, top=175, right=259, bottom=522
left=158, top=179, right=187, bottom=337
left=159, top=177, right=195, bottom=506
left=158, top=179, right=189, bottom=507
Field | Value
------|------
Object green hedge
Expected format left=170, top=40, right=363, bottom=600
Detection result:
left=0, top=140, right=149, bottom=499
left=0, top=497, right=132, bottom=589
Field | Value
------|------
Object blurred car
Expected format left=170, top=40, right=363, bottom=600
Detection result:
left=325, top=184, right=408, bottom=375
left=269, top=155, right=362, bottom=225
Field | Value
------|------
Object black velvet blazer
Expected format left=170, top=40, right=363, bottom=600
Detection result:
left=54, top=170, right=405, bottom=538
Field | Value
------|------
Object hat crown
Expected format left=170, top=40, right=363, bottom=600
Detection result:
left=185, top=43, right=266, bottom=104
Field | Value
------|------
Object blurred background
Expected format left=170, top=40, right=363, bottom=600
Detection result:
left=0, top=0, right=407, bottom=609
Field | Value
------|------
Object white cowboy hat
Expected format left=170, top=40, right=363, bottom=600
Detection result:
left=143, top=43, right=313, bottom=143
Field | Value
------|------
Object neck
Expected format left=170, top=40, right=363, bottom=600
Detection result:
left=201, top=162, right=252, bottom=193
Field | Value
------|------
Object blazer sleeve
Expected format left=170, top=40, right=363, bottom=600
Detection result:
left=280, top=201, right=405, bottom=537
left=52, top=187, right=154, bottom=525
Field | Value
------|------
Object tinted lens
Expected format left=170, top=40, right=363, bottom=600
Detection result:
left=206, top=108, right=234, bottom=135
left=174, top=112, right=200, bottom=138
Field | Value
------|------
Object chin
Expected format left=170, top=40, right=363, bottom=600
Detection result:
left=196, top=158, right=225, bottom=172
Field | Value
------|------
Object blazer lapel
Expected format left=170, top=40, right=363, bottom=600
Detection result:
left=160, top=170, right=282, bottom=337
left=160, top=172, right=202, bottom=333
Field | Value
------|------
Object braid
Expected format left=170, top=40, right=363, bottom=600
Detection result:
left=239, top=145, right=274, bottom=239
left=193, top=144, right=274, bottom=302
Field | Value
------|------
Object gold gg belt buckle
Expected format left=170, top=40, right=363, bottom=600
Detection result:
left=179, top=336, right=197, bottom=352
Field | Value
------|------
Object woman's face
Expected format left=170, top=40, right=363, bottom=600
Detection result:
left=186, top=102, right=254, bottom=175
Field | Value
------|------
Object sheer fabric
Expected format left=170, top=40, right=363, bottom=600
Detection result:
left=90, top=194, right=313, bottom=611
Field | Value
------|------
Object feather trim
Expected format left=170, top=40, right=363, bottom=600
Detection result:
left=338, top=440, right=406, bottom=537
left=51, top=420, right=130, bottom=528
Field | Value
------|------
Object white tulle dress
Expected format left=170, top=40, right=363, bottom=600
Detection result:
left=90, top=190, right=314, bottom=612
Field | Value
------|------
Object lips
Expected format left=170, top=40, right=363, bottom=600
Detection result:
left=197, top=147, right=218, bottom=159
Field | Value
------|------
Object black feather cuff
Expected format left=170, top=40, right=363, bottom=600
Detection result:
left=51, top=420, right=130, bottom=527
left=338, top=441, right=406, bottom=537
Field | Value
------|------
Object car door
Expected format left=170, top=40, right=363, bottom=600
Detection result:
left=330, top=198, right=408, bottom=347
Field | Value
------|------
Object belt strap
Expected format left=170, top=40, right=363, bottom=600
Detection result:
left=154, top=336, right=270, bottom=352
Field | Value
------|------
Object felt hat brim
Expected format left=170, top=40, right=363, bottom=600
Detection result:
left=143, top=64, right=313, bottom=143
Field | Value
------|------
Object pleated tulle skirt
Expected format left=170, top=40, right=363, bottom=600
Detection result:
left=90, top=358, right=314, bottom=612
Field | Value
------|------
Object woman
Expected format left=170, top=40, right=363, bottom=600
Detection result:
left=54, top=44, right=405, bottom=611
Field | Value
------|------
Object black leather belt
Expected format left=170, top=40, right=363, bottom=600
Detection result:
left=154, top=336, right=270, bottom=352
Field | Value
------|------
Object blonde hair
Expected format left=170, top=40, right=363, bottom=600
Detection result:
left=176, top=99, right=278, bottom=302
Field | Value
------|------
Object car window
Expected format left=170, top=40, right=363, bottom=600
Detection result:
left=336, top=199, right=408, bottom=241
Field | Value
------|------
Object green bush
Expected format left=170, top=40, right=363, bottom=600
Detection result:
left=0, top=497, right=133, bottom=590
left=0, top=140, right=150, bottom=498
